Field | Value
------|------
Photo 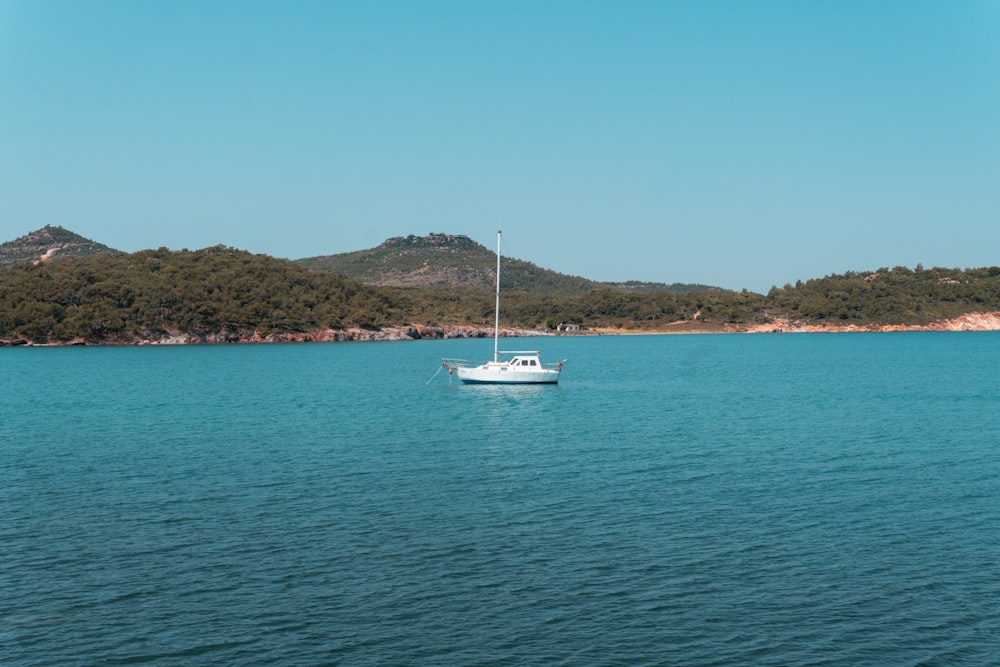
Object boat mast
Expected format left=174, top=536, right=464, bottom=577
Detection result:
left=493, top=229, right=501, bottom=363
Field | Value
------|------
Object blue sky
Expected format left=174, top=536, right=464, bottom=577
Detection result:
left=2, top=1, right=998, bottom=292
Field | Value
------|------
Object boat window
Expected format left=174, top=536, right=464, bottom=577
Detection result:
left=529, top=359, right=537, bottom=366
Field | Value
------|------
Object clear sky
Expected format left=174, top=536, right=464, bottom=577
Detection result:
left=2, top=1, right=998, bottom=292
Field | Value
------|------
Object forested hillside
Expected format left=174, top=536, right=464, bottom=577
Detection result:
left=297, top=233, right=608, bottom=293
left=296, top=233, right=717, bottom=294
left=766, top=265, right=1000, bottom=325
left=2, top=243, right=1000, bottom=345
left=0, top=245, right=726, bottom=341
left=0, top=247, right=399, bottom=341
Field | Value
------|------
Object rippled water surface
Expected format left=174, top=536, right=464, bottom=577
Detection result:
left=3, top=333, right=1000, bottom=665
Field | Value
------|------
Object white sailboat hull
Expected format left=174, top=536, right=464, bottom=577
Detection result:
left=456, top=362, right=560, bottom=384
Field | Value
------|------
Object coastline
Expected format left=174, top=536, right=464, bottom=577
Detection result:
left=0, top=324, right=540, bottom=347
left=588, top=311, right=1000, bottom=336
left=4, top=312, right=1000, bottom=347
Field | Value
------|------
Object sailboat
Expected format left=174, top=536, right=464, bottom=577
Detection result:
left=441, top=230, right=563, bottom=384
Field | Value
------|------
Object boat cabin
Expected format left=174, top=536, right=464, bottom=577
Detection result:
left=507, top=355, right=541, bottom=368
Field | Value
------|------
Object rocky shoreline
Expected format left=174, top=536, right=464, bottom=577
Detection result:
left=4, top=312, right=1000, bottom=346
left=738, top=311, right=1000, bottom=334
left=0, top=324, right=539, bottom=347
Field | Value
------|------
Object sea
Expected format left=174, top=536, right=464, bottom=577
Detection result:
left=3, top=332, right=999, bottom=666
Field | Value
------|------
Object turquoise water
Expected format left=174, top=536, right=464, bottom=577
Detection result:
left=3, top=333, right=1000, bottom=665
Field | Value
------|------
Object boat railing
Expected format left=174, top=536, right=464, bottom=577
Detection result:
left=441, top=358, right=472, bottom=369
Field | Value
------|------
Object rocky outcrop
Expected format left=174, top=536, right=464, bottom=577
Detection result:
left=741, top=312, right=1000, bottom=334
left=937, top=312, right=1000, bottom=331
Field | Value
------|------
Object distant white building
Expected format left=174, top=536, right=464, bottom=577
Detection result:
left=558, top=323, right=580, bottom=332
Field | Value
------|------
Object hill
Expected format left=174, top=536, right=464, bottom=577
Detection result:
left=0, top=246, right=398, bottom=342
left=1, top=227, right=720, bottom=295
left=0, top=245, right=754, bottom=344
left=3, top=227, right=1000, bottom=345
left=765, top=265, right=1000, bottom=325
left=2, top=244, right=1000, bottom=345
left=296, top=233, right=718, bottom=295
left=296, top=233, right=602, bottom=293
left=0, top=225, right=118, bottom=270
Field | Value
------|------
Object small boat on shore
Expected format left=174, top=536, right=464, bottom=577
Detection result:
left=441, top=231, right=563, bottom=384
